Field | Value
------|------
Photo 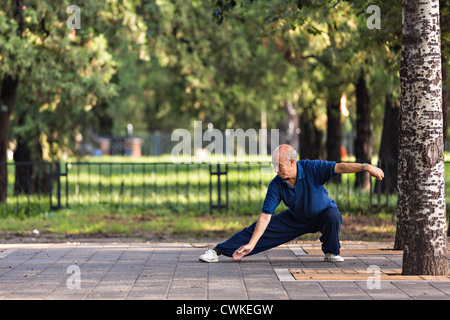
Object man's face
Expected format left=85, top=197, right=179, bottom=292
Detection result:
left=273, top=154, right=296, bottom=180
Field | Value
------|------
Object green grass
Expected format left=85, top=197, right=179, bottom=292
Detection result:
left=0, top=155, right=449, bottom=241
left=1, top=157, right=277, bottom=217
left=1, top=156, right=397, bottom=217
left=0, top=206, right=261, bottom=240
left=0, top=206, right=398, bottom=242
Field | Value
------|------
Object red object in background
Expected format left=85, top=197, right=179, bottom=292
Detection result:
left=341, top=145, right=348, bottom=159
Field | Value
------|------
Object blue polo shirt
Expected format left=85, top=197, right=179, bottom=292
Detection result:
left=261, top=160, right=338, bottom=222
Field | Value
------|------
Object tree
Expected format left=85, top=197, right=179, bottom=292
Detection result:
left=441, top=0, right=450, bottom=146
left=396, top=0, right=448, bottom=275
left=353, top=71, right=371, bottom=190
left=0, top=1, right=117, bottom=199
left=0, top=0, right=27, bottom=202
left=377, top=92, right=399, bottom=194
left=142, top=0, right=300, bottom=133
left=443, top=0, right=450, bottom=237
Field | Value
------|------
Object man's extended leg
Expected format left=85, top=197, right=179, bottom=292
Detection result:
left=199, top=207, right=343, bottom=262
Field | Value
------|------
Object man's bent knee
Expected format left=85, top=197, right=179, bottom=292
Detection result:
left=322, top=207, right=342, bottom=224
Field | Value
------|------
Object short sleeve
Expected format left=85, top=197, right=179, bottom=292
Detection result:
left=309, top=160, right=338, bottom=185
left=261, top=178, right=281, bottom=215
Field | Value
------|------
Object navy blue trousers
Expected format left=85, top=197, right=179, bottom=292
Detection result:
left=216, top=206, right=342, bottom=257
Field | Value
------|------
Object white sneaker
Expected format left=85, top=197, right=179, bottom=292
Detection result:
left=324, top=253, right=344, bottom=262
left=199, top=249, right=219, bottom=263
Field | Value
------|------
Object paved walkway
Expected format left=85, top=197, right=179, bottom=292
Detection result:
left=0, top=240, right=449, bottom=300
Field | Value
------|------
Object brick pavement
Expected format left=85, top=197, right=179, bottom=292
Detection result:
left=0, top=241, right=449, bottom=300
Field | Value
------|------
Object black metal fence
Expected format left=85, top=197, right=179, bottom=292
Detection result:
left=0, top=161, right=398, bottom=217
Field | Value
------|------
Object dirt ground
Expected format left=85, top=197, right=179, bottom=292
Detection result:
left=0, top=214, right=397, bottom=244
left=339, top=214, right=396, bottom=241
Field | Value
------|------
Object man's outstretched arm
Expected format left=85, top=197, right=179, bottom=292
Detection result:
left=334, top=162, right=384, bottom=180
left=232, top=212, right=271, bottom=260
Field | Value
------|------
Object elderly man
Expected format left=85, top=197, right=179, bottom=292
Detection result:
left=199, top=144, right=384, bottom=263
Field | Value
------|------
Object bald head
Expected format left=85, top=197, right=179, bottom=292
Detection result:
left=271, top=144, right=297, bottom=179
left=272, top=144, right=297, bottom=166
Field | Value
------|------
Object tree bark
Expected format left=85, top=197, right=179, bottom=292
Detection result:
left=397, top=0, right=448, bottom=275
left=440, top=0, right=450, bottom=239
left=13, top=133, right=46, bottom=195
left=299, top=107, right=324, bottom=160
left=277, top=101, right=300, bottom=156
left=354, top=71, right=372, bottom=190
left=326, top=99, right=341, bottom=183
left=0, top=0, right=24, bottom=203
left=0, top=76, right=19, bottom=202
left=441, top=0, right=450, bottom=147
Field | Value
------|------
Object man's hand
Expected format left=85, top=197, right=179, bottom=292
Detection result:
left=233, top=244, right=254, bottom=260
left=365, top=164, right=384, bottom=181
left=231, top=213, right=271, bottom=261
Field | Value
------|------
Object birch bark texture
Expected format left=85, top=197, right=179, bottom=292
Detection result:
left=397, top=0, right=448, bottom=275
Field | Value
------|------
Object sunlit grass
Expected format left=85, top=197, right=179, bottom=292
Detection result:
left=0, top=159, right=403, bottom=218
left=1, top=155, right=450, bottom=239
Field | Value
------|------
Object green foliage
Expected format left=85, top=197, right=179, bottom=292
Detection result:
left=1, top=1, right=117, bottom=160
left=209, top=0, right=403, bottom=154
left=1, top=0, right=408, bottom=161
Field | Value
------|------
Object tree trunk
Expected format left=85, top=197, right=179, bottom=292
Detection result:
left=354, top=71, right=372, bottom=190
left=440, top=0, right=450, bottom=237
left=0, top=0, right=24, bottom=203
left=0, top=76, right=19, bottom=202
left=441, top=0, right=450, bottom=148
left=299, top=107, right=324, bottom=160
left=397, top=0, right=448, bottom=275
left=13, top=135, right=46, bottom=195
left=442, top=56, right=449, bottom=146
left=277, top=101, right=300, bottom=154
left=376, top=93, right=399, bottom=195
left=326, top=99, right=341, bottom=183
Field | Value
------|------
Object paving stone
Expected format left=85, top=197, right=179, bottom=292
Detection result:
left=281, top=281, right=329, bottom=300
left=0, top=241, right=449, bottom=300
